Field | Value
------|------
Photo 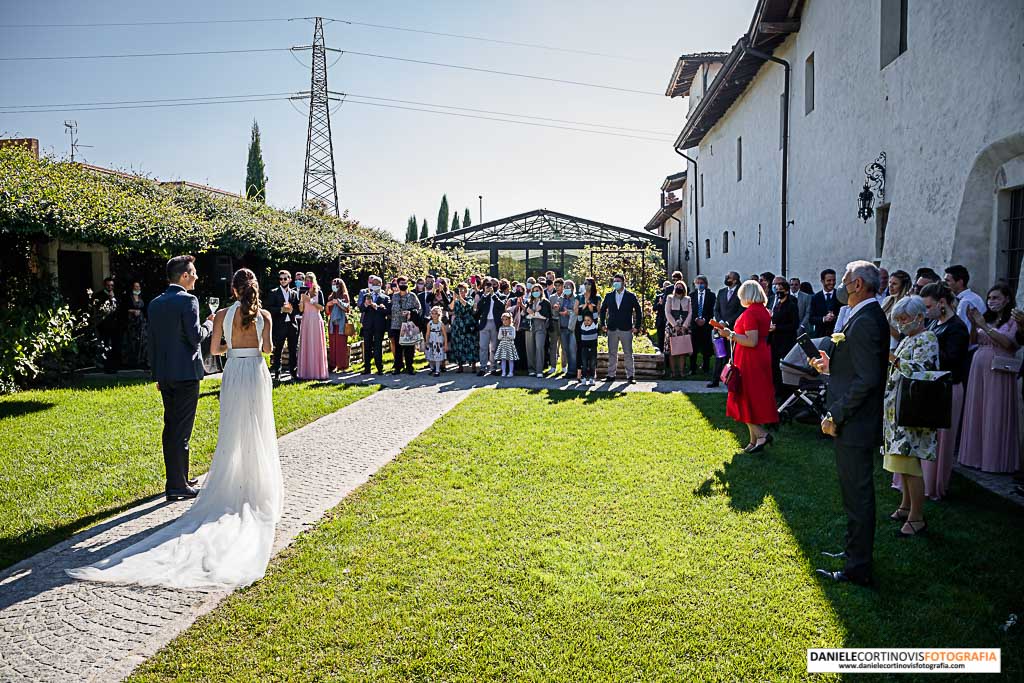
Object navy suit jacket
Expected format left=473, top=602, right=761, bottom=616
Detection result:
left=147, top=284, right=213, bottom=383
left=599, top=289, right=643, bottom=331
left=809, top=290, right=842, bottom=337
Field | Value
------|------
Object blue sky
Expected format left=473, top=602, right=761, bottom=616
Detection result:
left=0, top=0, right=751, bottom=239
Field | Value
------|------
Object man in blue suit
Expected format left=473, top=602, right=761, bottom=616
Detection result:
left=147, top=255, right=215, bottom=501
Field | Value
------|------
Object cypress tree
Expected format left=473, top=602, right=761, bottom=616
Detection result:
left=436, top=194, right=449, bottom=235
left=463, top=207, right=472, bottom=227
left=452, top=213, right=460, bottom=231
left=245, top=119, right=267, bottom=202
left=420, top=218, right=429, bottom=240
left=406, top=215, right=418, bottom=242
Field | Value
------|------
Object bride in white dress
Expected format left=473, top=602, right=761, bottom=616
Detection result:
left=67, top=268, right=283, bottom=590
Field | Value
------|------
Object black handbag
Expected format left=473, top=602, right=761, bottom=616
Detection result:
left=894, top=372, right=952, bottom=429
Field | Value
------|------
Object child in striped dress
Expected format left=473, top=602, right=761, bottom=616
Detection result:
left=495, top=312, right=519, bottom=377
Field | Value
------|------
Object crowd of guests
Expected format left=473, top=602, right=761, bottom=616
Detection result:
left=712, top=260, right=1022, bottom=562
left=87, top=277, right=152, bottom=373
left=344, top=270, right=645, bottom=385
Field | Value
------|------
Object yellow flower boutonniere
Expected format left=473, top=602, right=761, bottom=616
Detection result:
left=831, top=332, right=846, bottom=346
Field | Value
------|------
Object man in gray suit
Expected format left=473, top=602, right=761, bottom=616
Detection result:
left=148, top=255, right=215, bottom=501
left=810, top=261, right=889, bottom=587
left=790, top=277, right=812, bottom=332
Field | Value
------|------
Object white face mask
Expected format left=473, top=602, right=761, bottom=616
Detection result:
left=132, top=289, right=141, bottom=296
left=369, top=284, right=380, bottom=292
left=331, top=285, right=339, bottom=293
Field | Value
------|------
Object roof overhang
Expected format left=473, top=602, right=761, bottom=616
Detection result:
left=674, top=0, right=804, bottom=150
left=644, top=201, right=683, bottom=233
left=665, top=52, right=729, bottom=98
left=661, top=171, right=687, bottom=193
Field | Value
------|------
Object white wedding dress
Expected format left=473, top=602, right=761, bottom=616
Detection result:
left=66, top=303, right=284, bottom=590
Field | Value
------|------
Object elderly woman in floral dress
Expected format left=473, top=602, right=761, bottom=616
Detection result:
left=882, top=295, right=940, bottom=538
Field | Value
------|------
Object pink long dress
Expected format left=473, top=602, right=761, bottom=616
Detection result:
left=958, top=319, right=1019, bottom=473
left=296, top=291, right=329, bottom=380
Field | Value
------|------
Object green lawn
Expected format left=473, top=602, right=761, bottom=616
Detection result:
left=132, top=389, right=1023, bottom=682
left=0, top=376, right=378, bottom=569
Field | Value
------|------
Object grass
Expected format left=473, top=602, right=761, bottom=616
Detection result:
left=132, top=389, right=1023, bottom=682
left=0, top=375, right=378, bottom=570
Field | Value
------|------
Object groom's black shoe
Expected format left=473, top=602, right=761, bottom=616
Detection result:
left=814, top=568, right=873, bottom=587
left=187, top=477, right=199, bottom=487
left=166, top=486, right=199, bottom=502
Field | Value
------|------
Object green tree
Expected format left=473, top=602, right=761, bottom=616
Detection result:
left=463, top=207, right=472, bottom=227
left=436, top=194, right=449, bottom=235
left=451, top=213, right=460, bottom=231
left=245, top=119, right=267, bottom=202
left=420, top=218, right=429, bottom=240
left=405, top=215, right=418, bottom=242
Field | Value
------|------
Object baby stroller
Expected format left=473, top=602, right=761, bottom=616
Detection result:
left=777, top=337, right=830, bottom=425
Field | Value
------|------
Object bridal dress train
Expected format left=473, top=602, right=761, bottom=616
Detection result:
left=66, top=303, right=284, bottom=590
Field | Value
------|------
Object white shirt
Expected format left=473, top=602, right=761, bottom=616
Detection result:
left=840, top=296, right=880, bottom=332
left=280, top=286, right=291, bottom=322
left=486, top=296, right=495, bottom=321
left=615, top=288, right=625, bottom=308
left=834, top=305, right=852, bottom=331
left=956, top=288, right=985, bottom=334
left=875, top=293, right=887, bottom=306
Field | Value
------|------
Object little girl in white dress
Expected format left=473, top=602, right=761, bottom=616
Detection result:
left=494, top=312, right=519, bottom=377
left=424, top=306, right=448, bottom=377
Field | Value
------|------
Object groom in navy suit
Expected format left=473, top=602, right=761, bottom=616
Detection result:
left=148, top=255, right=215, bottom=501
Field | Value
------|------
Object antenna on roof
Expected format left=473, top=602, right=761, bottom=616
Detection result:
left=63, top=120, right=94, bottom=162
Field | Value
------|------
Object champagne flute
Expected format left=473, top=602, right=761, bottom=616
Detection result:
left=208, top=297, right=220, bottom=315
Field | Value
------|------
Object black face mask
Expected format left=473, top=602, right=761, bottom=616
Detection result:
left=399, top=284, right=408, bottom=291
left=775, top=287, right=787, bottom=297
left=674, top=286, right=685, bottom=294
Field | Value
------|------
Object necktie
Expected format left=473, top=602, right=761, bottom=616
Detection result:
left=698, top=293, right=703, bottom=318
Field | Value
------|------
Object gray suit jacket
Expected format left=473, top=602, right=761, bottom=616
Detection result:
left=796, top=291, right=812, bottom=331
left=148, top=284, right=213, bottom=383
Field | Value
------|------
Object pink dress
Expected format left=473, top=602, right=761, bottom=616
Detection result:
left=296, top=292, right=329, bottom=380
left=958, top=319, right=1019, bottom=473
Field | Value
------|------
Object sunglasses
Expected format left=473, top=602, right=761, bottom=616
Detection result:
left=279, top=276, right=289, bottom=281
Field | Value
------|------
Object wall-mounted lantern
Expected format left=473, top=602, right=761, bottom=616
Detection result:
left=858, top=152, right=886, bottom=222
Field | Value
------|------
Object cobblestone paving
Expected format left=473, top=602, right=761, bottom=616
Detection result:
left=0, top=383, right=473, bottom=683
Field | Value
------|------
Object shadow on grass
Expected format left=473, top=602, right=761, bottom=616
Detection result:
left=0, top=494, right=168, bottom=573
left=686, top=393, right=1024, bottom=668
left=0, top=400, right=55, bottom=420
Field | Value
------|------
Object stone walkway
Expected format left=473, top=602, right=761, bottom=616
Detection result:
left=0, top=383, right=473, bottom=683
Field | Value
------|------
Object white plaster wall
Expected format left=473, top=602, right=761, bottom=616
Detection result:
left=692, top=0, right=1024, bottom=287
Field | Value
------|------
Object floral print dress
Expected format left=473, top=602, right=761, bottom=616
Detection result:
left=449, top=299, right=478, bottom=365
left=882, top=331, right=940, bottom=465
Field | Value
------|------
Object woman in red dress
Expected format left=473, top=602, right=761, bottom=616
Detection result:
left=720, top=280, right=778, bottom=453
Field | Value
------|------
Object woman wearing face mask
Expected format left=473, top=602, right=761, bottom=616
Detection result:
left=769, top=276, right=800, bottom=400
left=881, top=270, right=912, bottom=357
left=509, top=283, right=529, bottom=372
left=525, top=284, right=552, bottom=377
left=448, top=283, right=478, bottom=373
left=891, top=283, right=968, bottom=500
left=664, top=280, right=692, bottom=379
left=296, top=273, right=329, bottom=380
left=326, top=278, right=351, bottom=372
left=389, top=277, right=423, bottom=375
left=575, top=278, right=602, bottom=382
left=123, top=280, right=149, bottom=369
left=880, top=296, right=939, bottom=537
left=958, top=282, right=1021, bottom=473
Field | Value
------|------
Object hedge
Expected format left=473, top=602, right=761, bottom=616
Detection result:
left=0, top=146, right=471, bottom=279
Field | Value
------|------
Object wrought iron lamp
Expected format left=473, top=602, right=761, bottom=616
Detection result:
left=858, top=152, right=886, bottom=222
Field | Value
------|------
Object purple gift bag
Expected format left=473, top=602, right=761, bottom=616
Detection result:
left=713, top=336, right=729, bottom=359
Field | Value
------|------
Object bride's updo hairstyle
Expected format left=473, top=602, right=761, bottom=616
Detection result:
left=231, top=268, right=261, bottom=328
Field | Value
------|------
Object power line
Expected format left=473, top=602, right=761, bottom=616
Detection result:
left=0, top=96, right=291, bottom=114
left=333, top=51, right=662, bottom=96
left=336, top=93, right=673, bottom=136
left=0, top=15, right=655, bottom=63
left=0, top=46, right=661, bottom=95
left=325, top=18, right=653, bottom=63
left=340, top=99, right=669, bottom=143
left=0, top=95, right=667, bottom=143
left=0, top=48, right=287, bottom=61
left=1, top=91, right=673, bottom=136
left=0, top=18, right=292, bottom=28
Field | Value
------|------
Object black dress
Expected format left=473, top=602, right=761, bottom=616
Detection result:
left=122, top=294, right=149, bottom=368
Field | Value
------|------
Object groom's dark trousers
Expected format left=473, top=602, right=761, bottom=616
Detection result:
left=148, top=284, right=213, bottom=491
left=159, top=381, right=200, bottom=490
left=823, top=300, right=889, bottom=582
